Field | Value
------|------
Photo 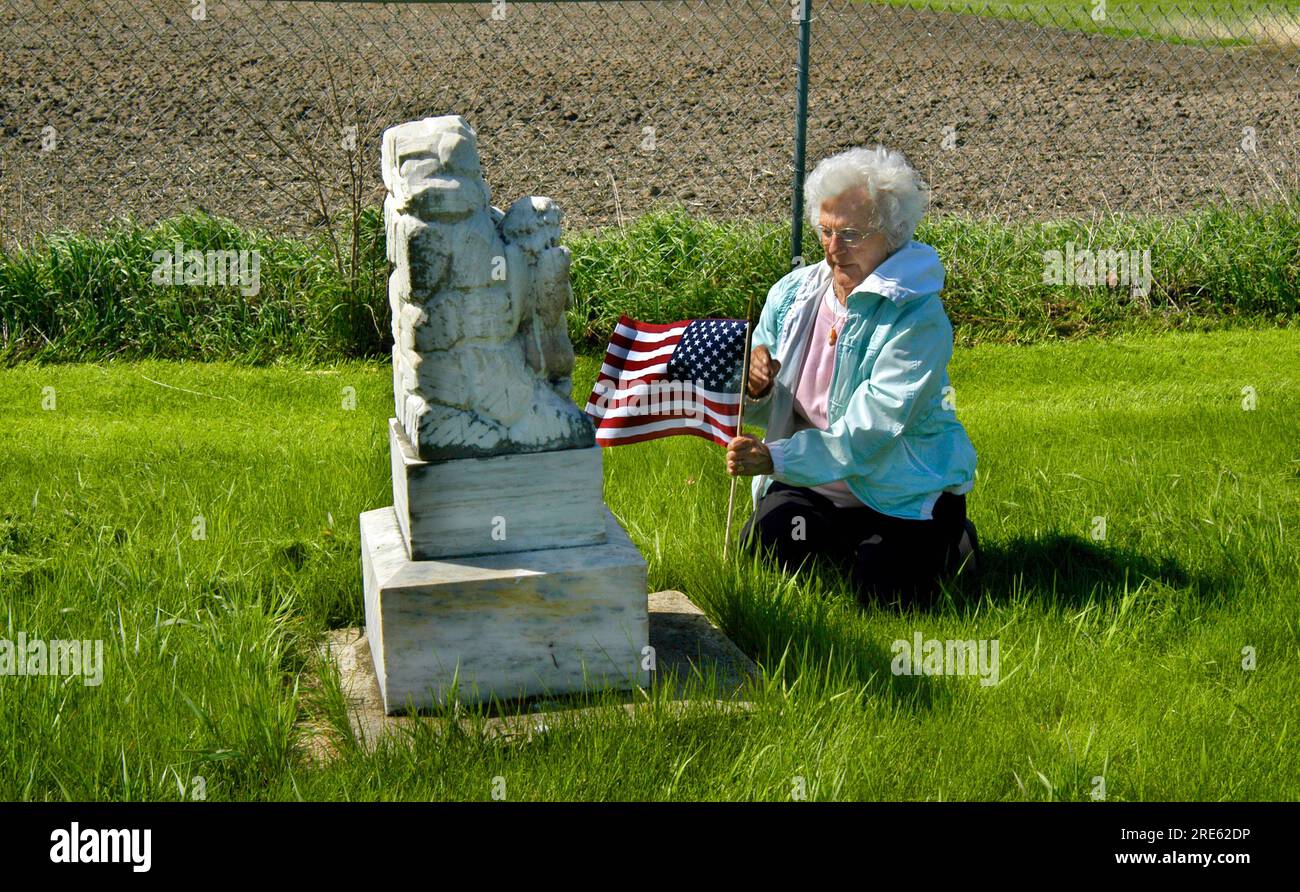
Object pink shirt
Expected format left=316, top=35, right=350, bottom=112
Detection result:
left=791, top=283, right=864, bottom=508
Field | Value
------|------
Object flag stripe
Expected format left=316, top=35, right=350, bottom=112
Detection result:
left=595, top=426, right=733, bottom=449
left=603, top=340, right=681, bottom=364
left=613, top=315, right=690, bottom=335
left=594, top=420, right=731, bottom=448
left=599, top=359, right=670, bottom=378
left=585, top=405, right=738, bottom=430
left=594, top=371, right=740, bottom=399
left=609, top=327, right=687, bottom=351
left=589, top=378, right=741, bottom=417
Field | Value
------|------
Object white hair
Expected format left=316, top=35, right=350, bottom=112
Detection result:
left=804, top=146, right=930, bottom=251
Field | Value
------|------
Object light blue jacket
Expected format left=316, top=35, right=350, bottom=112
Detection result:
left=746, top=241, right=976, bottom=519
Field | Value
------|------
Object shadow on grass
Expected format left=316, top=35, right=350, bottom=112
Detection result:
left=709, top=532, right=1226, bottom=713
left=950, top=532, right=1226, bottom=608
left=692, top=556, right=948, bottom=713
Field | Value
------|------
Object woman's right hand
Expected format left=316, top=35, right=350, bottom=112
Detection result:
left=747, top=344, right=780, bottom=398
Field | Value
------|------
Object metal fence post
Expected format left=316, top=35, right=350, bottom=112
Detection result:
left=791, top=0, right=813, bottom=269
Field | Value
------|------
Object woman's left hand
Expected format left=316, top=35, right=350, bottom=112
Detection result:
left=726, top=435, right=774, bottom=477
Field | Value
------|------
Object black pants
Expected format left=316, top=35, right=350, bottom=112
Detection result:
left=739, top=482, right=967, bottom=607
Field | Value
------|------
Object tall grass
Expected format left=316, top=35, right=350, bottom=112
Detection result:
left=0, top=210, right=387, bottom=365
left=1, top=198, right=1295, bottom=364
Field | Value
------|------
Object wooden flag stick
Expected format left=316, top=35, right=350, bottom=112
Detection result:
left=723, top=289, right=759, bottom=560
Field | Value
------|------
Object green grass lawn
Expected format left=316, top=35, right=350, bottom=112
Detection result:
left=878, top=1, right=1300, bottom=47
left=1, top=327, right=1297, bottom=800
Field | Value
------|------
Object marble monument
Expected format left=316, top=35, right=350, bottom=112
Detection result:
left=361, top=115, right=649, bottom=713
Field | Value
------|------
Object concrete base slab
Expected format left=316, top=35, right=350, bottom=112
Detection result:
left=304, top=590, right=757, bottom=756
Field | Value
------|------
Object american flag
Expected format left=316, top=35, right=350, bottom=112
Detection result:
left=584, top=314, right=748, bottom=447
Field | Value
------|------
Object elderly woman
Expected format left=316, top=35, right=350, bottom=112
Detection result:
left=726, top=145, right=979, bottom=606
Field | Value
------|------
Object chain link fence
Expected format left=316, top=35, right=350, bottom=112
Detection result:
left=1, top=0, right=1296, bottom=253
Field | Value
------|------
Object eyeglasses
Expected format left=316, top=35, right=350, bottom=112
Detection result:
left=817, top=225, right=878, bottom=246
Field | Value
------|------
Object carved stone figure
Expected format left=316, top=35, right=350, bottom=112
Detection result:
left=382, top=115, right=594, bottom=461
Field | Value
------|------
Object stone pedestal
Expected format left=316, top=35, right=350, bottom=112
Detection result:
left=389, top=418, right=605, bottom=561
left=361, top=500, right=649, bottom=714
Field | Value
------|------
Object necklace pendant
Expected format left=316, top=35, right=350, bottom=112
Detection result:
left=828, top=327, right=838, bottom=346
